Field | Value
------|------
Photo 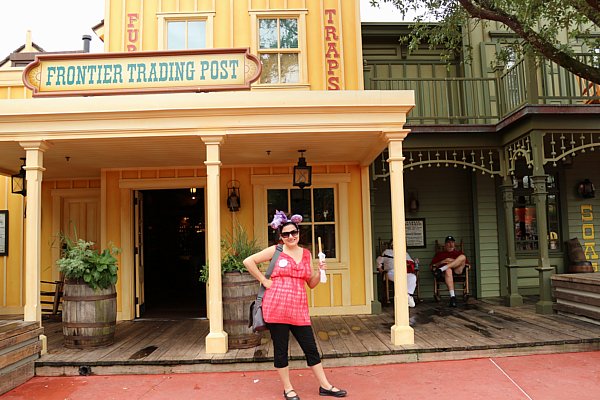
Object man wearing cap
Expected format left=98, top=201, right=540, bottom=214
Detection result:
left=430, top=236, right=468, bottom=307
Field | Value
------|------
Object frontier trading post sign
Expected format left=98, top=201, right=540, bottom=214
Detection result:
left=23, top=48, right=262, bottom=97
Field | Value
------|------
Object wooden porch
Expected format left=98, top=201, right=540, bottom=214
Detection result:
left=28, top=296, right=600, bottom=376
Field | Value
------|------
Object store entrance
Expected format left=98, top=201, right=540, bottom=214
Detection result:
left=138, top=189, right=206, bottom=319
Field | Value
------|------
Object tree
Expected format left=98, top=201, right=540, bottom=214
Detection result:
left=370, top=0, right=600, bottom=84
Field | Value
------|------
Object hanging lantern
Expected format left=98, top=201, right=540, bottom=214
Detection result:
left=293, top=150, right=312, bottom=190
left=11, top=158, right=26, bottom=197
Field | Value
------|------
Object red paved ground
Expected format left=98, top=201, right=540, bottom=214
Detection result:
left=3, top=351, right=599, bottom=399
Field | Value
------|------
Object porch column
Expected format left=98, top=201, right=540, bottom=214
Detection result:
left=21, top=141, right=49, bottom=323
left=203, top=136, right=228, bottom=353
left=385, top=131, right=414, bottom=345
left=530, top=133, right=554, bottom=314
left=500, top=179, right=522, bottom=307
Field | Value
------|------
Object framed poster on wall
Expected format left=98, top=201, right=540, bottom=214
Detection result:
left=0, top=211, right=7, bottom=256
left=406, top=218, right=426, bottom=248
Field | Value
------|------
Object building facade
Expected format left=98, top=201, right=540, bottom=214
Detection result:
left=363, top=21, right=600, bottom=312
left=0, top=0, right=415, bottom=352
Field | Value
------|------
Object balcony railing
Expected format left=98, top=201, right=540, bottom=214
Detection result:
left=366, top=53, right=600, bottom=125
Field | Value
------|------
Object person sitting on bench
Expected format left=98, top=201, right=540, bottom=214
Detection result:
left=431, top=236, right=467, bottom=307
left=376, top=240, right=418, bottom=307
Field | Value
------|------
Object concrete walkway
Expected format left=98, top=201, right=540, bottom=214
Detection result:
left=3, top=351, right=599, bottom=399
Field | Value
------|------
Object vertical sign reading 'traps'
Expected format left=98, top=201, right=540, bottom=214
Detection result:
left=324, top=7, right=343, bottom=90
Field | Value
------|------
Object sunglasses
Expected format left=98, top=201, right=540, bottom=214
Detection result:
left=280, top=230, right=299, bottom=238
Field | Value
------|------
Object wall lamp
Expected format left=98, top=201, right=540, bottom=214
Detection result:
left=11, top=158, right=26, bottom=197
left=577, top=179, right=595, bottom=198
left=227, top=180, right=241, bottom=212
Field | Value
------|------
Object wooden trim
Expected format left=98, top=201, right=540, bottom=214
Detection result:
left=251, top=173, right=350, bottom=185
left=119, top=177, right=207, bottom=189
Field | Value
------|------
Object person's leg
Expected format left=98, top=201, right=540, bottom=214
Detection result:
left=443, top=268, right=455, bottom=291
left=407, top=273, right=417, bottom=295
left=407, top=273, right=417, bottom=307
left=290, top=325, right=346, bottom=396
left=446, top=254, right=467, bottom=274
left=270, top=324, right=296, bottom=396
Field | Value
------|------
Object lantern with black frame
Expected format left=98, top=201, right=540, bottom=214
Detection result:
left=227, top=180, right=241, bottom=212
left=293, top=150, right=312, bottom=190
left=11, top=158, right=26, bottom=197
left=577, top=179, right=595, bottom=199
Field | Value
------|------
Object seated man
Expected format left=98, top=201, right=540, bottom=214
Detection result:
left=430, top=235, right=468, bottom=308
left=376, top=240, right=418, bottom=308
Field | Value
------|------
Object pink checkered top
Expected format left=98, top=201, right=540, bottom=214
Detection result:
left=263, top=248, right=313, bottom=326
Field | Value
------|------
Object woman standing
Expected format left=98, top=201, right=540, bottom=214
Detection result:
left=243, top=211, right=347, bottom=400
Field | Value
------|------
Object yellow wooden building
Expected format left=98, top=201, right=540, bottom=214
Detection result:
left=0, top=0, right=414, bottom=352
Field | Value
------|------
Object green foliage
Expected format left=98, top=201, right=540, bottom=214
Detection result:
left=57, top=235, right=121, bottom=290
left=370, top=0, right=600, bottom=83
left=199, top=224, right=262, bottom=282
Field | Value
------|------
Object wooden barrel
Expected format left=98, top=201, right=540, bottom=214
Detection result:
left=62, top=280, right=117, bottom=349
left=222, top=272, right=262, bottom=349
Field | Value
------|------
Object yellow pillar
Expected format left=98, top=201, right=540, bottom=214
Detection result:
left=21, top=141, right=49, bottom=323
left=203, top=136, right=228, bottom=353
left=385, top=131, right=414, bottom=345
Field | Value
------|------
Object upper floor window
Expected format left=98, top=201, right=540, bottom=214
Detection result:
left=267, top=187, right=336, bottom=258
left=167, top=20, right=206, bottom=50
left=258, top=18, right=300, bottom=84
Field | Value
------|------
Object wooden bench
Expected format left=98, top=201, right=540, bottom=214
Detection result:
left=40, top=280, right=63, bottom=319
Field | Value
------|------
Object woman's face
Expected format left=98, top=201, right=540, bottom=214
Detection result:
left=280, top=224, right=300, bottom=245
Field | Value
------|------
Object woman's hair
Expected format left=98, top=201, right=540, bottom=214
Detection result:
left=279, top=221, right=299, bottom=233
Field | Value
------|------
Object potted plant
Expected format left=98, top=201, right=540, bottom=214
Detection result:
left=199, top=224, right=264, bottom=349
left=56, top=235, right=121, bottom=349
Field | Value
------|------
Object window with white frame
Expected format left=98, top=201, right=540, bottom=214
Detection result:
left=258, top=18, right=300, bottom=84
left=267, top=187, right=336, bottom=258
left=166, top=19, right=207, bottom=50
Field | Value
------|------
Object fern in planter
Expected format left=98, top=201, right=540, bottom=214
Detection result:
left=199, top=225, right=262, bottom=283
left=57, top=236, right=121, bottom=290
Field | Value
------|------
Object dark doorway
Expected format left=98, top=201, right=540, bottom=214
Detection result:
left=141, top=189, right=206, bottom=319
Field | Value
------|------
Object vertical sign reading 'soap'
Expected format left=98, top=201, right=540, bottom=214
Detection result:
left=324, top=5, right=343, bottom=90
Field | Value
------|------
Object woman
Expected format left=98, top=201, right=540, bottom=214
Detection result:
left=243, top=211, right=347, bottom=400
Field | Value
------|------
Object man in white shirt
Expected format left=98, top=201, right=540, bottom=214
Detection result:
left=376, top=240, right=418, bottom=307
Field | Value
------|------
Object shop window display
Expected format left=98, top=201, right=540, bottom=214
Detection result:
left=513, top=173, right=561, bottom=252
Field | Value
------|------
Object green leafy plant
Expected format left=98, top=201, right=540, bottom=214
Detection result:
left=199, top=224, right=262, bottom=282
left=57, top=235, right=121, bottom=290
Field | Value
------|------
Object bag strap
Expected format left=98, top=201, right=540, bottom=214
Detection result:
left=257, top=244, right=283, bottom=301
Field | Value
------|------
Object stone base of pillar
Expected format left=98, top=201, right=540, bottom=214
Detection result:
left=391, top=324, right=414, bottom=345
left=40, top=334, right=48, bottom=355
left=205, top=331, right=228, bottom=354
left=505, top=294, right=524, bottom=307
left=536, top=300, right=554, bottom=315
left=371, top=300, right=382, bottom=314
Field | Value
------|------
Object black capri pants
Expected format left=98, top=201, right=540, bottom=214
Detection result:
left=268, top=323, right=321, bottom=368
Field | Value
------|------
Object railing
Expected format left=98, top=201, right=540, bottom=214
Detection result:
left=367, top=53, right=600, bottom=125
left=370, top=77, right=500, bottom=125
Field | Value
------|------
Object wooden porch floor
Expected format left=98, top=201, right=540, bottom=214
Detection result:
left=29, top=297, right=600, bottom=376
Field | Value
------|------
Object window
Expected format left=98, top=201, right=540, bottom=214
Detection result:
left=513, top=173, right=561, bottom=252
left=267, top=188, right=336, bottom=258
left=258, top=18, right=300, bottom=84
left=167, top=20, right=206, bottom=50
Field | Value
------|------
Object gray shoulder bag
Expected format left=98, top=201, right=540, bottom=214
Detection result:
left=248, top=244, right=283, bottom=332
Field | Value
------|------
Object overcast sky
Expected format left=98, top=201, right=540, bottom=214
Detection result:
left=0, top=1, right=406, bottom=59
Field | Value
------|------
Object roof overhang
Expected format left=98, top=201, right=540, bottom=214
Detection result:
left=0, top=90, right=414, bottom=179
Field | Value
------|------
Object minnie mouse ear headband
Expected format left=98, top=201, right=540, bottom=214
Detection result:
left=270, top=210, right=303, bottom=230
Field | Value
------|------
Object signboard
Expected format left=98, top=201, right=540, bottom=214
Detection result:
left=0, top=211, right=7, bottom=256
left=406, top=218, right=426, bottom=249
left=23, top=48, right=262, bottom=97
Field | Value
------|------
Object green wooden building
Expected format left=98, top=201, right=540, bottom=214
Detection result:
left=363, top=22, right=600, bottom=312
